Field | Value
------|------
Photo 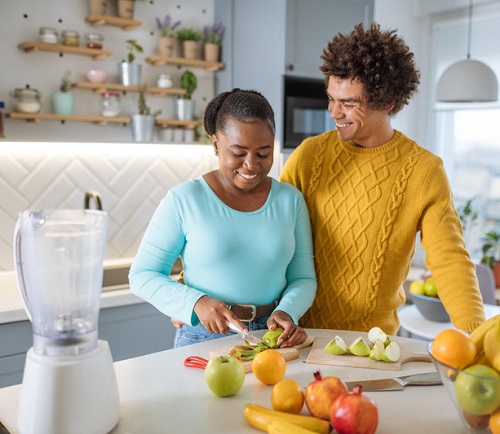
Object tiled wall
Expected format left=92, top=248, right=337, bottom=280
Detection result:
left=0, top=142, right=217, bottom=271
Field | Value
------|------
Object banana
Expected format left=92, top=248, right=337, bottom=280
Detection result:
left=483, top=320, right=500, bottom=372
left=470, top=314, right=500, bottom=355
left=267, top=421, right=319, bottom=434
left=473, top=350, right=493, bottom=368
left=244, top=404, right=331, bottom=434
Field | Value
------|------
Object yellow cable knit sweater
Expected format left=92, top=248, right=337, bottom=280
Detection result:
left=280, top=130, right=485, bottom=335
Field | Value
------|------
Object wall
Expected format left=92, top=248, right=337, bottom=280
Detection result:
left=0, top=0, right=217, bottom=143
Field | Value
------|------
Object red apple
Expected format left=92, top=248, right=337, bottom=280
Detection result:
left=330, top=385, right=378, bottom=434
left=305, top=370, right=348, bottom=421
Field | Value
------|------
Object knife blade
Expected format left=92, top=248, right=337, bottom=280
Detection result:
left=344, top=371, right=442, bottom=392
left=226, top=321, right=271, bottom=348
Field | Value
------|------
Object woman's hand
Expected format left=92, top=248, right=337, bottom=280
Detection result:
left=267, top=310, right=308, bottom=348
left=194, top=295, right=248, bottom=335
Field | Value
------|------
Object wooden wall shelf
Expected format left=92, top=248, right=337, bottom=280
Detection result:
left=85, top=15, right=142, bottom=30
left=18, top=42, right=112, bottom=60
left=73, top=82, right=186, bottom=96
left=156, top=119, right=198, bottom=129
left=8, top=113, right=130, bottom=125
left=146, top=56, right=225, bottom=72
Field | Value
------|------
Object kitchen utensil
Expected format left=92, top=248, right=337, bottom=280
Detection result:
left=226, top=320, right=271, bottom=348
left=306, top=334, right=432, bottom=371
left=344, top=371, right=442, bottom=392
left=14, top=209, right=119, bottom=434
left=184, top=356, right=208, bottom=369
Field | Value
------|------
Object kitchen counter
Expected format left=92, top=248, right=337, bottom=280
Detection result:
left=0, top=329, right=470, bottom=434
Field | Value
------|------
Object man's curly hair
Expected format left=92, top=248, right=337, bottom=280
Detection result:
left=320, top=23, right=420, bottom=115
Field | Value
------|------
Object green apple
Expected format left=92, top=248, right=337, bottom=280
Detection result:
left=381, top=341, right=401, bottom=362
left=369, top=339, right=385, bottom=361
left=205, top=356, right=245, bottom=397
left=454, top=364, right=500, bottom=415
left=262, top=328, right=284, bottom=349
left=423, top=279, right=438, bottom=297
left=409, top=280, right=425, bottom=295
left=367, top=326, right=391, bottom=346
left=324, top=335, right=348, bottom=355
left=348, top=337, right=371, bottom=357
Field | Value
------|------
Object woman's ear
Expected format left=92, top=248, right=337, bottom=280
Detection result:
left=212, top=135, right=218, bottom=155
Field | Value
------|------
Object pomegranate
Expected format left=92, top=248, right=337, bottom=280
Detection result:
left=305, top=370, right=348, bottom=421
left=330, top=384, right=378, bottom=434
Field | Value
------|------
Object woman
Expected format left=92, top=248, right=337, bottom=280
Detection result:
left=129, top=89, right=317, bottom=348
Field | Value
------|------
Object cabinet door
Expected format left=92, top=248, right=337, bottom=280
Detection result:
left=285, top=0, right=374, bottom=78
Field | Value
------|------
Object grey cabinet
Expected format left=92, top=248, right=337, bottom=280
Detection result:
left=0, top=302, right=176, bottom=388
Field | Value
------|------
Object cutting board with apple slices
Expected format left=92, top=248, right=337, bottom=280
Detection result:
left=211, top=335, right=315, bottom=373
left=306, top=333, right=432, bottom=371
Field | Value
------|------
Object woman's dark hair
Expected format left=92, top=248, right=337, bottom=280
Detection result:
left=320, top=23, right=420, bottom=115
left=203, top=88, right=275, bottom=137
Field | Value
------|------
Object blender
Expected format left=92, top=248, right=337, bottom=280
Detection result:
left=14, top=209, right=120, bottom=434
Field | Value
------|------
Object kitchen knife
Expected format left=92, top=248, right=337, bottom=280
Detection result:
left=226, top=321, right=271, bottom=348
left=344, top=371, right=442, bottom=392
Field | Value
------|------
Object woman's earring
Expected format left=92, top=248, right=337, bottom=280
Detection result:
left=214, top=148, right=218, bottom=156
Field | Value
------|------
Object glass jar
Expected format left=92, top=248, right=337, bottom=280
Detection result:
left=38, top=27, right=58, bottom=44
left=157, top=73, right=173, bottom=88
left=85, top=32, right=104, bottom=49
left=61, top=30, right=80, bottom=47
left=100, top=92, right=120, bottom=117
left=11, top=88, right=42, bottom=114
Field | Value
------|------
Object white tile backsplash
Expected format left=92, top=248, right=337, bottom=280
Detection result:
left=0, top=143, right=218, bottom=271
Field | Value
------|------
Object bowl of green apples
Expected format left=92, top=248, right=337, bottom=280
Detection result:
left=409, top=278, right=450, bottom=322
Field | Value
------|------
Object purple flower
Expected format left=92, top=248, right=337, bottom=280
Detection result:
left=156, top=14, right=181, bottom=38
left=203, top=21, right=225, bottom=44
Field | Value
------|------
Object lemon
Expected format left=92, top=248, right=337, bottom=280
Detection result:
left=271, top=379, right=305, bottom=414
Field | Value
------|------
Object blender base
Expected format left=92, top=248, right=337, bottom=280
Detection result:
left=18, top=340, right=120, bottom=434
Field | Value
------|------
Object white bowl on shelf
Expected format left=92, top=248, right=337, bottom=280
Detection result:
left=85, top=69, right=108, bottom=83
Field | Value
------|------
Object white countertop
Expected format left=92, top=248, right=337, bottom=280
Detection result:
left=0, top=329, right=471, bottom=434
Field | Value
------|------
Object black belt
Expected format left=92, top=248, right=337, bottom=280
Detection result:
left=227, top=300, right=279, bottom=322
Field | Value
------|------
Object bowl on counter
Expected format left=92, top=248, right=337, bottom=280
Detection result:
left=85, top=69, right=108, bottom=83
left=411, top=292, right=450, bottom=322
left=428, top=342, right=500, bottom=433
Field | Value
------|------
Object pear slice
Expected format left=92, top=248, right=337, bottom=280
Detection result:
left=368, top=339, right=385, bottom=361
left=380, top=341, right=401, bottom=362
left=324, top=335, right=348, bottom=355
left=367, top=326, right=391, bottom=346
left=347, top=337, right=371, bottom=357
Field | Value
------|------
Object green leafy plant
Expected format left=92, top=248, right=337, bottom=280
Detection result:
left=176, top=27, right=202, bottom=42
left=137, top=85, right=161, bottom=117
left=125, top=39, right=143, bottom=63
left=458, top=197, right=479, bottom=235
left=59, top=70, right=72, bottom=93
left=156, top=14, right=181, bottom=38
left=481, top=229, right=500, bottom=269
left=180, top=70, right=197, bottom=100
left=203, top=21, right=225, bottom=44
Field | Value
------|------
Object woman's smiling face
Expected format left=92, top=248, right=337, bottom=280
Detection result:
left=214, top=118, right=274, bottom=192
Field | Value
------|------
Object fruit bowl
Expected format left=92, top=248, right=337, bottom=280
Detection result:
left=85, top=69, right=108, bottom=83
left=428, top=342, right=500, bottom=433
left=411, top=292, right=450, bottom=322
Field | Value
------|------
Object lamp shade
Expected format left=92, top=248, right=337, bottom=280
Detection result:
left=437, top=59, right=498, bottom=102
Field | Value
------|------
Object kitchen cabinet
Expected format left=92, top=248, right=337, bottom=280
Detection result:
left=0, top=302, right=176, bottom=388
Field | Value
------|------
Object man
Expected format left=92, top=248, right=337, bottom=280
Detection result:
left=279, top=23, right=485, bottom=335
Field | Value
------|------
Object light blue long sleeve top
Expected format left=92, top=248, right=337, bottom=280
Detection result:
left=129, top=177, right=317, bottom=326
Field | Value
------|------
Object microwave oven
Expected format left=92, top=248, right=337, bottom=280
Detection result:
left=283, top=76, right=335, bottom=149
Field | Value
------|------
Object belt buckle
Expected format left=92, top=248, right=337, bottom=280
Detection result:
left=235, top=304, right=256, bottom=322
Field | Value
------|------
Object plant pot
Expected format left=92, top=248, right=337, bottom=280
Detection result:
left=182, top=40, right=199, bottom=59
left=89, top=0, right=107, bottom=15
left=117, top=0, right=134, bottom=18
left=204, top=43, right=220, bottom=62
left=51, top=92, right=75, bottom=115
left=131, top=114, right=155, bottom=142
left=118, top=62, right=142, bottom=86
left=158, top=37, right=176, bottom=57
left=176, top=99, right=195, bottom=121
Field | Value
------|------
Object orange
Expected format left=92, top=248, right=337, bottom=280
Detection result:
left=252, top=349, right=286, bottom=385
left=490, top=407, right=500, bottom=434
left=271, top=379, right=304, bottom=414
left=431, top=329, right=476, bottom=369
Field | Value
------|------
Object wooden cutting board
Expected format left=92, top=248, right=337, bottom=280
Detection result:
left=211, top=335, right=315, bottom=373
left=306, top=334, right=432, bottom=371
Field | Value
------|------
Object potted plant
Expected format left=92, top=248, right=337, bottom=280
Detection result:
left=88, top=0, right=107, bottom=16
left=177, top=70, right=197, bottom=121
left=131, top=85, right=161, bottom=142
left=480, top=229, right=500, bottom=286
left=119, top=39, right=143, bottom=86
left=52, top=70, right=74, bottom=115
left=202, top=21, right=225, bottom=62
left=117, top=0, right=145, bottom=19
left=176, top=27, right=201, bottom=59
left=156, top=14, right=181, bottom=57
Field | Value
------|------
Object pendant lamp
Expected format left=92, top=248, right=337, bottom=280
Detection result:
left=436, top=0, right=498, bottom=102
